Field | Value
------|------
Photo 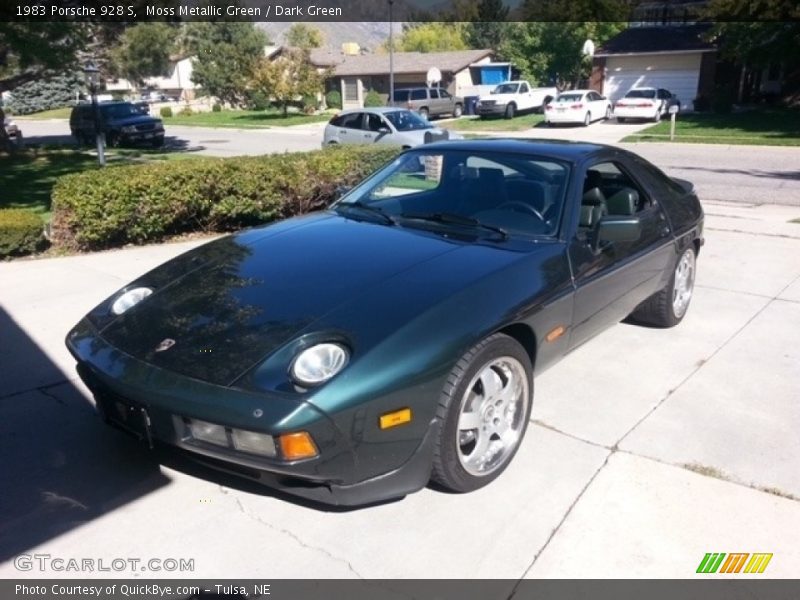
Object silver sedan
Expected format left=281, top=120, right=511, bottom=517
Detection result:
left=323, top=107, right=460, bottom=149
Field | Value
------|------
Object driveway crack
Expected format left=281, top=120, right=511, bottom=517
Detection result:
left=508, top=450, right=613, bottom=597
left=219, top=486, right=364, bottom=579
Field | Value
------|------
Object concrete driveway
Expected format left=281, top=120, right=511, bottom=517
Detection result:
left=1, top=194, right=799, bottom=578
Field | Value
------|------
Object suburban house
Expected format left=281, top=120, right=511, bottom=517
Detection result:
left=309, top=48, right=498, bottom=108
left=106, top=55, right=198, bottom=101
left=589, top=24, right=717, bottom=110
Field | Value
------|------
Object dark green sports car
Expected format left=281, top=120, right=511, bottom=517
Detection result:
left=66, top=139, right=703, bottom=506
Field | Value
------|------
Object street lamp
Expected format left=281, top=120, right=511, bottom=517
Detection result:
left=83, top=61, right=106, bottom=167
left=388, top=0, right=394, bottom=106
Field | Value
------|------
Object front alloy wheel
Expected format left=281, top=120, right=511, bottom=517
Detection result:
left=432, top=334, right=532, bottom=492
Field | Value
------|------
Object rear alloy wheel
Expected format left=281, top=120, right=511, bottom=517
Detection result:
left=653, top=110, right=662, bottom=123
left=431, top=333, right=532, bottom=493
left=453, top=104, right=463, bottom=118
left=418, top=107, right=429, bottom=120
left=504, top=103, right=516, bottom=119
left=631, top=246, right=696, bottom=327
left=583, top=111, right=591, bottom=126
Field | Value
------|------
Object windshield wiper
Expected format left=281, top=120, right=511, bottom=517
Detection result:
left=400, top=212, right=508, bottom=240
left=336, top=201, right=396, bottom=225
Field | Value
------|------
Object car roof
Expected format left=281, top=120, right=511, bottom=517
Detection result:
left=337, top=107, right=411, bottom=115
left=418, top=138, right=616, bottom=162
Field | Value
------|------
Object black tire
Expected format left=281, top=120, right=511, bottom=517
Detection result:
left=151, top=136, right=164, bottom=148
left=452, top=104, right=463, bottom=118
left=605, top=106, right=612, bottom=120
left=418, top=107, right=429, bottom=120
left=106, top=133, right=121, bottom=148
left=630, top=246, right=697, bottom=328
left=431, top=333, right=533, bottom=493
left=617, top=117, right=626, bottom=123
left=504, top=103, right=516, bottom=119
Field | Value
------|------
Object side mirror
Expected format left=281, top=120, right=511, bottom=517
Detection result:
left=377, top=126, right=390, bottom=134
left=594, top=215, right=641, bottom=251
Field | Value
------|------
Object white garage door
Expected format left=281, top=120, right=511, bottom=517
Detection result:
left=603, top=53, right=703, bottom=111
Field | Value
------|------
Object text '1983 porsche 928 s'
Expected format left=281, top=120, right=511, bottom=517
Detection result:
left=67, top=139, right=704, bottom=506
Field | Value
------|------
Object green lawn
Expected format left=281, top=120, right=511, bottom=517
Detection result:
left=13, top=107, right=73, bottom=120
left=163, top=109, right=332, bottom=128
left=0, top=147, right=201, bottom=222
left=445, top=113, right=545, bottom=132
left=623, top=108, right=800, bottom=146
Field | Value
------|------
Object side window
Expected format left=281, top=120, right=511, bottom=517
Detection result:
left=366, top=113, right=385, bottom=132
left=339, top=112, right=363, bottom=129
left=429, top=89, right=440, bottom=99
left=440, top=90, right=452, bottom=99
left=410, top=89, right=426, bottom=101
left=519, top=83, right=529, bottom=93
left=583, top=162, right=650, bottom=216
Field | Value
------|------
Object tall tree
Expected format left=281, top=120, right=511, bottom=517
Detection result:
left=498, top=22, right=625, bottom=88
left=386, top=23, right=469, bottom=53
left=250, top=49, right=326, bottom=117
left=466, top=0, right=511, bottom=50
left=111, top=23, right=177, bottom=88
left=285, top=24, right=325, bottom=49
left=184, top=22, right=268, bottom=107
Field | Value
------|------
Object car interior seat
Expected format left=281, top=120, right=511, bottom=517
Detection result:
left=580, top=170, right=608, bottom=228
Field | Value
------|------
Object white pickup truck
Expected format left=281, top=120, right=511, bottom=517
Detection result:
left=476, top=81, right=559, bottom=119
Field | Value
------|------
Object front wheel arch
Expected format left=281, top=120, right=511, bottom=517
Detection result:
left=497, top=323, right=537, bottom=371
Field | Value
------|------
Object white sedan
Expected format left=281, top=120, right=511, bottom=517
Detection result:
left=614, top=88, right=680, bottom=122
left=544, top=90, right=612, bottom=126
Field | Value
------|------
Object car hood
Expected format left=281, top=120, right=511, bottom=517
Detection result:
left=105, top=114, right=162, bottom=127
left=97, top=213, right=482, bottom=386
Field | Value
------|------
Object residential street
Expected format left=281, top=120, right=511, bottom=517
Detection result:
left=17, top=117, right=800, bottom=207
left=1, top=197, right=799, bottom=578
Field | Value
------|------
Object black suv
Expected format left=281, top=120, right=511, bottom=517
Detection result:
left=70, top=101, right=165, bottom=147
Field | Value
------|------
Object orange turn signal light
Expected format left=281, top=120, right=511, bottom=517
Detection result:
left=379, top=408, right=412, bottom=430
left=278, top=432, right=318, bottom=460
left=545, top=325, right=566, bottom=343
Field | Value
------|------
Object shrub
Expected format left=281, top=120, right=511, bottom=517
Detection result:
left=212, top=103, right=222, bottom=112
left=179, top=106, right=193, bottom=116
left=364, top=89, right=384, bottom=107
left=302, top=94, right=319, bottom=113
left=712, top=88, right=735, bottom=114
left=325, top=90, right=342, bottom=109
left=160, top=106, right=173, bottom=118
left=247, top=90, right=271, bottom=111
left=51, top=145, right=401, bottom=251
left=0, top=209, right=44, bottom=257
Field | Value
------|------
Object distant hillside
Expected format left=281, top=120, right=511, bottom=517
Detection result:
left=257, top=22, right=392, bottom=53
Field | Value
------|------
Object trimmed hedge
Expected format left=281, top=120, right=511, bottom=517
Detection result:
left=0, top=209, right=44, bottom=258
left=51, top=145, right=400, bottom=251
left=325, top=90, right=342, bottom=109
left=160, top=106, right=173, bottom=118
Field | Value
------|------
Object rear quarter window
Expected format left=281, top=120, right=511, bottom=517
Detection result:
left=633, top=157, right=702, bottom=227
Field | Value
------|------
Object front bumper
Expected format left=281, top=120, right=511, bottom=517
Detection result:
left=613, top=107, right=658, bottom=120
left=66, top=319, right=433, bottom=506
left=476, top=103, right=508, bottom=116
left=119, top=129, right=165, bottom=143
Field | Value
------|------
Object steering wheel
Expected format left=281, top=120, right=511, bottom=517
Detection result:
left=497, top=201, right=545, bottom=221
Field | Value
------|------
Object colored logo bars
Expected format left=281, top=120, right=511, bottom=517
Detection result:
left=697, top=553, right=773, bottom=574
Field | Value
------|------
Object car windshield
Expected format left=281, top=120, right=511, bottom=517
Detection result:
left=100, top=103, right=144, bottom=119
left=626, top=89, right=656, bottom=99
left=554, top=94, right=583, bottom=103
left=334, top=149, right=570, bottom=239
left=384, top=110, right=433, bottom=131
left=493, top=83, right=519, bottom=94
